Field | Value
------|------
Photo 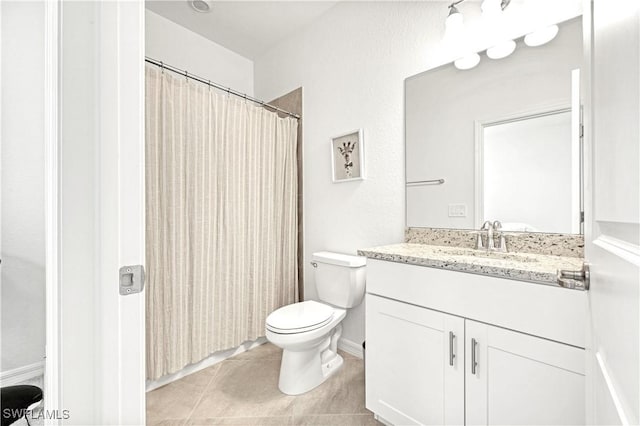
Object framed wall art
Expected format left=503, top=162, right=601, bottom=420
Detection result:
left=331, top=129, right=364, bottom=183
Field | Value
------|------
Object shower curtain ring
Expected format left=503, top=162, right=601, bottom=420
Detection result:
left=160, top=61, right=164, bottom=73
left=184, top=70, right=188, bottom=81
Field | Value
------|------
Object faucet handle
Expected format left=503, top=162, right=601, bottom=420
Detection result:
left=476, top=232, right=485, bottom=250
left=492, top=221, right=508, bottom=252
left=469, top=230, right=485, bottom=250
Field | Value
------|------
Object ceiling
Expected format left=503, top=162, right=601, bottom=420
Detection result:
left=145, top=1, right=341, bottom=60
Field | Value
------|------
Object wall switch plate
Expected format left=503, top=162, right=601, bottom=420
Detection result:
left=448, top=204, right=467, bottom=217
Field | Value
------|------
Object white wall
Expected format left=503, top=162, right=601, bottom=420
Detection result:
left=146, top=9, right=254, bottom=96
left=1, top=0, right=46, bottom=373
left=254, top=1, right=583, bottom=346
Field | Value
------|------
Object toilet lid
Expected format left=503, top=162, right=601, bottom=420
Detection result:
left=266, top=300, right=334, bottom=333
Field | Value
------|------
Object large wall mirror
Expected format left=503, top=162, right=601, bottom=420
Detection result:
left=405, top=17, right=583, bottom=234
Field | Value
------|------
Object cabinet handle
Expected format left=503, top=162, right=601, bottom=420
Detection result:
left=471, top=338, right=478, bottom=375
left=449, top=331, right=456, bottom=366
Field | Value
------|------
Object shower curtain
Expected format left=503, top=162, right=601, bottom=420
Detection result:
left=145, top=65, right=299, bottom=380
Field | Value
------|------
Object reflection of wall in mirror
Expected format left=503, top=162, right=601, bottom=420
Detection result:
left=1, top=1, right=47, bottom=374
left=483, top=111, right=573, bottom=234
left=405, top=17, right=583, bottom=232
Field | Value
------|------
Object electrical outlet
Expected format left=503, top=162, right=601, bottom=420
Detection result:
left=448, top=204, right=467, bottom=217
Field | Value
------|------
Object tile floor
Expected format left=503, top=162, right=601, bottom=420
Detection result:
left=146, top=343, right=380, bottom=426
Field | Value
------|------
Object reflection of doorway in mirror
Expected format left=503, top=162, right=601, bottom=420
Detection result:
left=478, top=109, right=580, bottom=234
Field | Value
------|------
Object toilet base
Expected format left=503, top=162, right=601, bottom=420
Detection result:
left=321, top=351, right=344, bottom=380
left=278, top=349, right=344, bottom=395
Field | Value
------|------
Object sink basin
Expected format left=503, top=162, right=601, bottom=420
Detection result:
left=423, top=246, right=539, bottom=263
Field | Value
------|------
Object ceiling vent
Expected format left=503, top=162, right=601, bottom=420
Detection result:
left=189, top=0, right=212, bottom=13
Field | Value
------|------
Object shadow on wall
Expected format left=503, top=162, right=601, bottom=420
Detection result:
left=1, top=254, right=46, bottom=372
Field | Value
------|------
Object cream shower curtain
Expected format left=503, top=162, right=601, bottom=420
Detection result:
left=145, top=65, right=298, bottom=380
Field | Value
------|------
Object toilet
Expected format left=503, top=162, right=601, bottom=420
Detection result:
left=265, top=251, right=366, bottom=395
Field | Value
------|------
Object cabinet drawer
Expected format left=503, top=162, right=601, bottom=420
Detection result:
left=366, top=259, right=586, bottom=348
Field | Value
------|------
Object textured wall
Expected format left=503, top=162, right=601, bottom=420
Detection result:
left=146, top=9, right=254, bottom=96
left=254, top=1, right=583, bottom=346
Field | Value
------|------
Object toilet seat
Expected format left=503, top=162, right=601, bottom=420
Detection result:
left=266, top=300, right=334, bottom=334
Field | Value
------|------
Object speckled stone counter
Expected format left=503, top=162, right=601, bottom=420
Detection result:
left=405, top=227, right=584, bottom=258
left=358, top=243, right=584, bottom=286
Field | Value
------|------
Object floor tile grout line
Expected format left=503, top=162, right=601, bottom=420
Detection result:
left=186, top=415, right=294, bottom=419
left=292, top=413, right=375, bottom=417
left=185, top=362, right=227, bottom=422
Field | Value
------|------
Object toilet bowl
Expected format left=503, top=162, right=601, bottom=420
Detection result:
left=266, top=251, right=366, bottom=395
left=266, top=300, right=346, bottom=395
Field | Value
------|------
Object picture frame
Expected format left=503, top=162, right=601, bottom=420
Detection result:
left=330, top=129, right=365, bottom=183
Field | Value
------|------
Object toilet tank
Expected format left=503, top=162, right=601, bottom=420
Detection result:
left=312, top=251, right=366, bottom=308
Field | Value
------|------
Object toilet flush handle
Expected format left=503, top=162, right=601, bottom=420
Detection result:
left=310, top=262, right=318, bottom=268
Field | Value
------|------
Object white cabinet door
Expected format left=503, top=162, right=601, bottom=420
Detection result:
left=366, top=294, right=464, bottom=425
left=465, top=320, right=585, bottom=425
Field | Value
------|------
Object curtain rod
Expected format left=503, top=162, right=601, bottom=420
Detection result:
left=145, top=56, right=301, bottom=120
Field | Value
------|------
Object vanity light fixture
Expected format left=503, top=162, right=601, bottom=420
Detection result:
left=524, top=25, right=560, bottom=47
left=189, top=0, right=212, bottom=13
left=445, top=0, right=560, bottom=66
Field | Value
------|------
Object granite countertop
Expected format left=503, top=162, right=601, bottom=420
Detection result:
left=357, top=243, right=585, bottom=286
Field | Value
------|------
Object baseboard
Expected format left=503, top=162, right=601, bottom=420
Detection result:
left=338, top=337, right=364, bottom=359
left=146, top=337, right=267, bottom=392
left=0, top=361, right=45, bottom=386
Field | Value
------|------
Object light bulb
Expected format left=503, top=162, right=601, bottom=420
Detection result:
left=445, top=6, right=464, bottom=40
left=454, top=53, right=481, bottom=70
left=524, top=25, right=559, bottom=47
left=481, top=0, right=502, bottom=18
left=487, top=39, right=516, bottom=59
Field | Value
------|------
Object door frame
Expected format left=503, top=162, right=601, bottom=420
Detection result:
left=43, top=1, right=146, bottom=423
left=581, top=1, right=595, bottom=423
left=44, top=0, right=61, bottom=422
left=96, top=2, right=146, bottom=423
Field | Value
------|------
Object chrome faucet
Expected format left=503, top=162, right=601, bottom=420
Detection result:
left=475, top=220, right=507, bottom=252
left=476, top=221, right=494, bottom=250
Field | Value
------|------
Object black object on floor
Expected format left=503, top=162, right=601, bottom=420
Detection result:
left=1, top=385, right=43, bottom=426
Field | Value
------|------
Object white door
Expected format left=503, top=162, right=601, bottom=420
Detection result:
left=585, top=1, right=640, bottom=425
left=96, top=1, right=146, bottom=425
left=366, top=294, right=464, bottom=425
left=465, top=320, right=585, bottom=426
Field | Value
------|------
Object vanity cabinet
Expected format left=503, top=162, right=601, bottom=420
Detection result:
left=365, top=259, right=586, bottom=426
